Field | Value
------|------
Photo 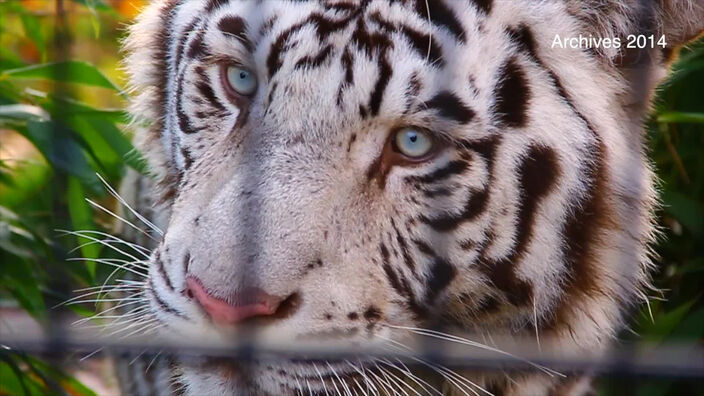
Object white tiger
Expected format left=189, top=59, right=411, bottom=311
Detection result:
left=115, top=0, right=704, bottom=394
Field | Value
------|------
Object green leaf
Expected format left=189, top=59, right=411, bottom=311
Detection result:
left=657, top=112, right=704, bottom=124
left=0, top=356, right=37, bottom=396
left=0, top=104, right=50, bottom=122
left=661, top=190, right=704, bottom=237
left=0, top=258, right=46, bottom=321
left=24, top=355, right=98, bottom=396
left=70, top=0, right=113, bottom=12
left=0, top=47, right=25, bottom=71
left=68, top=115, right=146, bottom=174
left=67, top=177, right=98, bottom=278
left=26, top=91, right=129, bottom=124
left=640, top=295, right=700, bottom=343
left=1, top=61, right=120, bottom=91
left=19, top=13, right=46, bottom=59
left=20, top=121, right=99, bottom=189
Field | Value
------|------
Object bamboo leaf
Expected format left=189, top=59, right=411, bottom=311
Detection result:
left=2, top=61, right=120, bottom=91
left=657, top=111, right=704, bottom=124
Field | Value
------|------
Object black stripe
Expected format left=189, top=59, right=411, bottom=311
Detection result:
left=414, top=0, right=466, bottom=43
left=181, top=147, right=193, bottom=170
left=312, top=12, right=360, bottom=40
left=155, top=0, right=182, bottom=138
left=186, top=29, right=209, bottom=59
left=391, top=219, right=418, bottom=277
left=494, top=57, right=530, bottom=128
left=404, top=71, right=422, bottom=113
left=370, top=55, right=392, bottom=116
left=469, top=0, right=492, bottom=15
left=425, top=257, right=456, bottom=304
left=513, top=146, right=559, bottom=256
left=506, top=25, right=599, bottom=135
left=418, top=187, right=488, bottom=231
left=176, top=72, right=205, bottom=135
left=380, top=243, right=426, bottom=317
left=175, top=16, right=201, bottom=66
left=426, top=91, right=475, bottom=124
left=295, top=44, right=334, bottom=69
left=194, top=69, right=227, bottom=112
left=218, top=15, right=252, bottom=52
left=478, top=146, right=559, bottom=306
left=410, top=239, right=456, bottom=304
left=267, top=20, right=307, bottom=79
left=352, top=18, right=393, bottom=57
left=149, top=278, right=187, bottom=319
left=405, top=159, right=470, bottom=184
left=205, top=0, right=229, bottom=12
left=154, top=250, right=173, bottom=290
left=369, top=11, right=443, bottom=66
left=422, top=186, right=455, bottom=198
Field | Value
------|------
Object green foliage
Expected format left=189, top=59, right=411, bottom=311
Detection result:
left=0, top=1, right=702, bottom=395
left=0, top=2, right=137, bottom=394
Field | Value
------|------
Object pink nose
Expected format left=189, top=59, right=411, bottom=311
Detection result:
left=185, top=277, right=283, bottom=325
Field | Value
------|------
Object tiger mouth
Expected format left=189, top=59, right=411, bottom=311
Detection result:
left=200, top=357, right=372, bottom=388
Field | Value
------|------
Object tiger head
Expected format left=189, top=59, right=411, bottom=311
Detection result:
left=123, top=0, right=703, bottom=394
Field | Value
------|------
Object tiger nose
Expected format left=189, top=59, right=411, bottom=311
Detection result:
left=185, top=277, right=283, bottom=325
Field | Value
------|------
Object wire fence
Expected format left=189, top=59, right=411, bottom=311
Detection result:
left=2, top=317, right=703, bottom=379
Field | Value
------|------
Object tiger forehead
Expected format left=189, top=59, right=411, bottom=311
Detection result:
left=175, top=0, right=504, bottom=128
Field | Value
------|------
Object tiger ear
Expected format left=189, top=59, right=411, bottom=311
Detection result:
left=658, top=0, right=704, bottom=47
left=566, top=0, right=703, bottom=58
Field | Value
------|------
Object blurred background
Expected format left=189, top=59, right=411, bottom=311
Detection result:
left=0, top=1, right=702, bottom=395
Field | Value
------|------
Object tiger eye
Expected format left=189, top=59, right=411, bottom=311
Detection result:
left=393, top=127, right=434, bottom=159
left=225, top=65, right=257, bottom=96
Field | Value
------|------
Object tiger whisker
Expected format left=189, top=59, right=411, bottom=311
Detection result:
left=375, top=363, right=419, bottom=396
left=66, top=257, right=148, bottom=277
left=360, top=361, right=382, bottom=396
left=312, top=362, right=331, bottom=396
left=363, top=363, right=395, bottom=396
left=57, top=229, right=144, bottom=263
left=327, top=361, right=353, bottom=396
left=351, top=376, right=364, bottom=396
left=373, top=363, right=409, bottom=396
left=72, top=280, right=145, bottom=293
left=378, top=336, right=487, bottom=396
left=96, top=173, right=163, bottom=236
left=80, top=347, right=104, bottom=362
left=104, top=315, right=158, bottom=338
left=345, top=360, right=377, bottom=396
left=323, top=363, right=343, bottom=396
left=56, top=285, right=144, bottom=307
left=73, top=300, right=149, bottom=325
left=295, top=373, right=304, bottom=396
left=387, top=324, right=563, bottom=377
left=86, top=197, right=157, bottom=242
left=129, top=350, right=147, bottom=366
left=69, top=256, right=149, bottom=271
left=533, top=295, right=542, bottom=352
left=66, top=297, right=146, bottom=305
left=145, top=351, right=162, bottom=373
left=379, top=358, right=443, bottom=396
left=79, top=309, right=151, bottom=331
left=306, top=378, right=314, bottom=396
left=389, top=347, right=476, bottom=396
left=67, top=229, right=152, bottom=257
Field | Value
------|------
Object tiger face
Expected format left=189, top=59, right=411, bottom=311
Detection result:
left=123, top=0, right=703, bottom=394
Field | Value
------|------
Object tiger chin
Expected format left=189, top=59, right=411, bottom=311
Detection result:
left=116, top=0, right=704, bottom=395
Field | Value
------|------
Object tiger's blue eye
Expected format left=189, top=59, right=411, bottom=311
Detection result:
left=394, top=127, right=434, bottom=159
left=226, top=66, right=257, bottom=96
